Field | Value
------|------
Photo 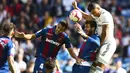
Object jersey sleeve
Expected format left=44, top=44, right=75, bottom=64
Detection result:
left=101, top=13, right=111, bottom=25
left=35, top=28, right=48, bottom=38
left=7, top=41, right=15, bottom=56
left=64, top=35, right=72, bottom=48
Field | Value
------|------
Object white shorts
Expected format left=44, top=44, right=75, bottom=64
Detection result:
left=96, top=38, right=116, bottom=65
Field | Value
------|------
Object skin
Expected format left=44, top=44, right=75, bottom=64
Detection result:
left=74, top=23, right=95, bottom=39
left=15, top=23, right=83, bottom=65
left=7, top=28, right=17, bottom=73
left=72, top=1, right=109, bottom=70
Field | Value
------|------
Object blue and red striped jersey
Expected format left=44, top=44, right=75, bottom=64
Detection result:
left=35, top=26, right=72, bottom=59
left=0, top=36, right=15, bottom=72
left=78, top=34, right=100, bottom=61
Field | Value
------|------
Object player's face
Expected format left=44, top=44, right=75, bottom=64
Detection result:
left=84, top=24, right=91, bottom=35
left=55, top=24, right=66, bottom=34
left=10, top=28, right=15, bottom=37
left=91, top=7, right=100, bottom=17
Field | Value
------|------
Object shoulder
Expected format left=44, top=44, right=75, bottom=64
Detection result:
left=7, top=39, right=13, bottom=47
left=40, top=26, right=53, bottom=32
left=91, top=34, right=100, bottom=38
left=61, top=32, right=70, bottom=40
left=100, top=9, right=112, bottom=18
left=62, top=32, right=69, bottom=37
left=91, top=34, right=100, bottom=41
left=0, top=37, right=11, bottom=45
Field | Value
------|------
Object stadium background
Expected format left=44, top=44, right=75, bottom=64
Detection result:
left=0, top=0, right=130, bottom=73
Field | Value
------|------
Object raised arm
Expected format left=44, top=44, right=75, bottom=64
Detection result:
left=72, top=1, right=93, bottom=20
left=74, top=23, right=89, bottom=39
left=15, top=28, right=47, bottom=40
left=15, top=31, right=36, bottom=40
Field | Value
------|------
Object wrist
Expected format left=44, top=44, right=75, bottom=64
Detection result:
left=75, top=7, right=78, bottom=9
left=75, top=57, right=79, bottom=60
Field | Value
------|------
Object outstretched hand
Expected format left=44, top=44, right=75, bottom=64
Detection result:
left=74, top=23, right=83, bottom=34
left=74, top=23, right=88, bottom=38
left=14, top=31, right=25, bottom=38
left=72, top=1, right=78, bottom=9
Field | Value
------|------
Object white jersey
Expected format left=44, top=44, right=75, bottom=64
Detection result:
left=91, top=9, right=114, bottom=42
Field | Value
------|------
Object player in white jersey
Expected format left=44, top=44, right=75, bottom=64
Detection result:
left=72, top=1, right=116, bottom=73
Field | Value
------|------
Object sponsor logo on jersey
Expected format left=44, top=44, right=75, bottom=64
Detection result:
left=46, top=38, right=60, bottom=46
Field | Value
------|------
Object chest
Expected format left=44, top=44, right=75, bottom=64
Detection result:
left=43, top=32, right=65, bottom=46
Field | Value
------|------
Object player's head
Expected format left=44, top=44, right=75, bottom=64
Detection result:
left=88, top=2, right=101, bottom=17
left=84, top=20, right=97, bottom=35
left=0, top=21, right=15, bottom=37
left=55, top=20, right=68, bottom=34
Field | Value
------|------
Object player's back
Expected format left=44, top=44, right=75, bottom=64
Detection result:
left=0, top=36, right=12, bottom=72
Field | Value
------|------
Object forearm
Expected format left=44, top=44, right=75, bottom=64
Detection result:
left=100, top=33, right=106, bottom=45
left=78, top=30, right=89, bottom=39
left=76, top=7, right=89, bottom=19
left=15, top=31, right=36, bottom=40
left=68, top=49, right=78, bottom=60
left=8, top=60, right=16, bottom=73
left=24, top=34, right=36, bottom=40
left=101, top=25, right=108, bottom=45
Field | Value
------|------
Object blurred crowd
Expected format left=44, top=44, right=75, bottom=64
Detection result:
left=0, top=0, right=130, bottom=73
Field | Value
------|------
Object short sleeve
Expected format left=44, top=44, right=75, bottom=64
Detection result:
left=7, top=41, right=15, bottom=56
left=35, top=28, right=48, bottom=38
left=101, top=12, right=112, bottom=25
left=64, top=35, right=72, bottom=48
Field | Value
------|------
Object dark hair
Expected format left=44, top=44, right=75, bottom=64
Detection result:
left=0, top=21, right=15, bottom=36
left=88, top=2, right=98, bottom=12
left=85, top=20, right=97, bottom=32
left=59, top=20, right=68, bottom=29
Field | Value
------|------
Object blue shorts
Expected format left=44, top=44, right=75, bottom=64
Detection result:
left=72, top=63, right=91, bottom=73
left=33, top=57, right=46, bottom=73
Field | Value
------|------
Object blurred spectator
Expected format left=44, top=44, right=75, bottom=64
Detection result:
left=0, top=3, right=7, bottom=24
left=51, top=0, right=65, bottom=17
left=106, top=0, right=122, bottom=16
left=123, top=40, right=130, bottom=58
left=125, top=18, right=130, bottom=33
left=17, top=22, right=27, bottom=33
left=8, top=0, right=22, bottom=16
left=115, top=59, right=127, bottom=73
left=62, top=0, right=74, bottom=16
left=16, top=48, right=27, bottom=72
left=115, top=25, right=123, bottom=44
left=26, top=59, right=35, bottom=73
left=39, top=11, right=53, bottom=28
left=122, top=32, right=130, bottom=47
left=104, top=64, right=116, bottom=73
left=47, top=17, right=58, bottom=28
left=37, top=0, right=51, bottom=16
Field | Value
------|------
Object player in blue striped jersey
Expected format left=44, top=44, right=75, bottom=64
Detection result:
left=15, top=20, right=82, bottom=73
left=0, top=21, right=16, bottom=73
left=72, top=21, right=100, bottom=73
